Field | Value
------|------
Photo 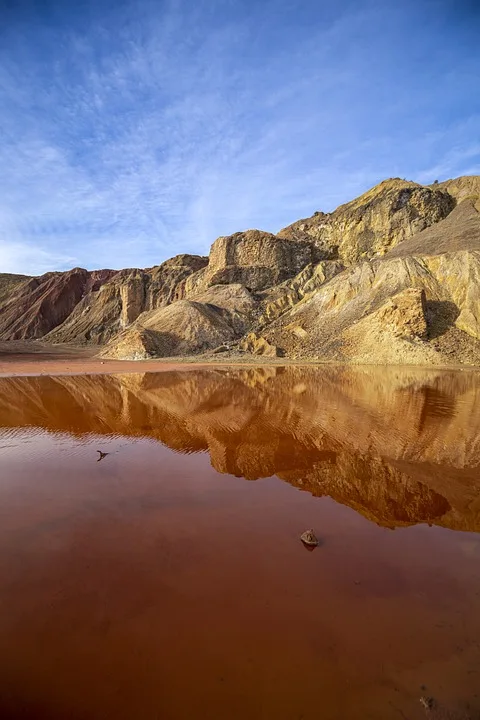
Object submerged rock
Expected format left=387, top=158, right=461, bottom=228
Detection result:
left=420, top=696, right=472, bottom=719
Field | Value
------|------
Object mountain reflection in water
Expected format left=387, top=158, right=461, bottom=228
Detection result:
left=1, top=365, right=480, bottom=720
left=1, top=365, right=479, bottom=532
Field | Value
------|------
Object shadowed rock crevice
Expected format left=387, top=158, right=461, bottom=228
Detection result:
left=425, top=300, right=460, bottom=339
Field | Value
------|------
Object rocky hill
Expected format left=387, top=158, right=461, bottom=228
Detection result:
left=1, top=175, right=479, bottom=366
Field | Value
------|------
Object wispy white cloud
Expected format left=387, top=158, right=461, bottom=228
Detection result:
left=0, top=239, right=77, bottom=276
left=415, top=138, right=480, bottom=185
left=0, top=0, right=479, bottom=274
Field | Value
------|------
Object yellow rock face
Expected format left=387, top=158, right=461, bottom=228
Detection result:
left=279, top=178, right=455, bottom=265
left=435, top=176, right=480, bottom=212
left=183, top=229, right=318, bottom=296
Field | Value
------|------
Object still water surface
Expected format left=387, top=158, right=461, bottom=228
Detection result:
left=0, top=365, right=480, bottom=719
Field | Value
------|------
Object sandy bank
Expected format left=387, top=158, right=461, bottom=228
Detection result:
left=0, top=341, right=289, bottom=377
left=1, top=341, right=478, bottom=378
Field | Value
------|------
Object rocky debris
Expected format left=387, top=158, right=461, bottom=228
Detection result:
left=278, top=178, right=455, bottom=265
left=239, top=332, right=282, bottom=357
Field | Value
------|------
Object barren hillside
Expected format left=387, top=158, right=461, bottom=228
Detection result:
left=1, top=175, right=479, bottom=366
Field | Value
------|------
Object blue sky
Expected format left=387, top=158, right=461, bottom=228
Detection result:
left=0, top=0, right=479, bottom=275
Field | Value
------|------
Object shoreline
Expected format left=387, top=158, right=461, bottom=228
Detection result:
left=1, top=343, right=480, bottom=378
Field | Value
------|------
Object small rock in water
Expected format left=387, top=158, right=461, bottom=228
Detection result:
left=300, top=529, right=319, bottom=547
left=419, top=697, right=471, bottom=719
left=420, top=697, right=436, bottom=711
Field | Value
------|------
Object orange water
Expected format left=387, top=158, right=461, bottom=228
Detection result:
left=0, top=366, right=479, bottom=719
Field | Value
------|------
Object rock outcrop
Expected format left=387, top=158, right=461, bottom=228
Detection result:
left=278, top=178, right=455, bottom=265
left=434, top=175, right=480, bottom=211
left=262, top=249, right=480, bottom=365
left=257, top=195, right=480, bottom=365
left=1, top=174, right=479, bottom=366
left=181, top=229, right=319, bottom=297
left=257, top=260, right=344, bottom=327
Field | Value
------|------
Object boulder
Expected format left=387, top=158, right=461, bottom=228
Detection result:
left=338, top=288, right=442, bottom=366
left=182, top=229, right=318, bottom=296
left=373, top=288, right=428, bottom=339
left=239, top=332, right=281, bottom=357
